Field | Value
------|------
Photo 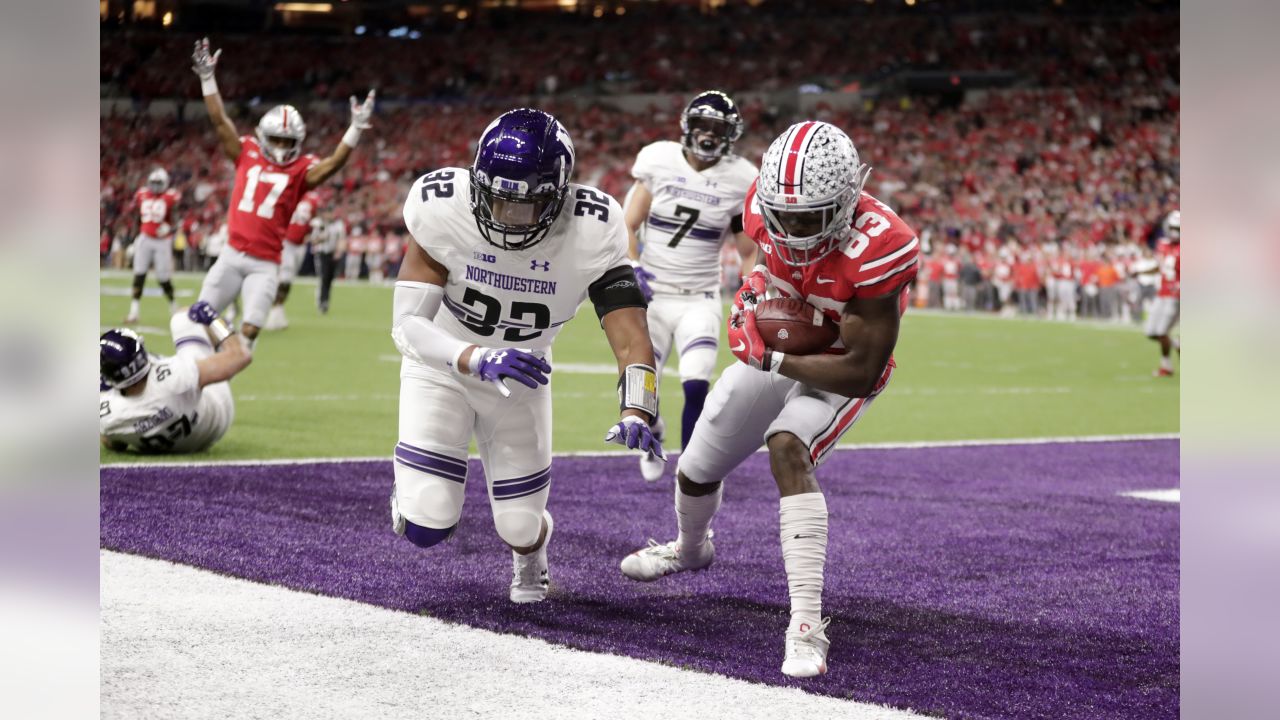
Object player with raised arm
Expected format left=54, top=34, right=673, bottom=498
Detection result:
left=392, top=109, right=662, bottom=604
left=100, top=301, right=252, bottom=454
left=620, top=121, right=920, bottom=678
left=623, top=91, right=758, bottom=482
left=124, top=168, right=181, bottom=324
left=265, top=189, right=321, bottom=331
left=1146, top=210, right=1180, bottom=377
left=190, top=37, right=375, bottom=346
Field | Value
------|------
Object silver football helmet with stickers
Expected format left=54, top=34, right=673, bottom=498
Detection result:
left=147, top=167, right=170, bottom=193
left=256, top=104, right=307, bottom=165
left=1162, top=210, right=1180, bottom=243
left=756, top=121, right=871, bottom=267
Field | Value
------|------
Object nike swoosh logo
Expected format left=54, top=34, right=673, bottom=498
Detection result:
left=816, top=277, right=836, bottom=284
left=731, top=341, right=746, bottom=353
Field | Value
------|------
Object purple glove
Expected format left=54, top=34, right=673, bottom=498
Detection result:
left=604, top=416, right=666, bottom=462
left=475, top=348, right=551, bottom=397
left=633, top=264, right=656, bottom=304
left=188, top=301, right=219, bottom=326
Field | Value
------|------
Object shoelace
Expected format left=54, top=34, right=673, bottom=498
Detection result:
left=642, top=539, right=680, bottom=560
left=797, top=617, right=831, bottom=642
left=787, top=617, right=833, bottom=660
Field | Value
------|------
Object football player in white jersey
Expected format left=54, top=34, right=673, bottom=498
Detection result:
left=100, top=301, right=252, bottom=454
left=392, top=109, right=663, bottom=604
left=624, top=91, right=758, bottom=482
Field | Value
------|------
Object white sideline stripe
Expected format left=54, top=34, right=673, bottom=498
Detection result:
left=1119, top=489, right=1181, bottom=503
left=101, top=433, right=1179, bottom=468
left=101, top=551, right=927, bottom=720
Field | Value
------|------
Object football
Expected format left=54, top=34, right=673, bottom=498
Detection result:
left=753, top=298, right=839, bottom=355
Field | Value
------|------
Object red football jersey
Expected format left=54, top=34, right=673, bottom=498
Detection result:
left=134, top=188, right=181, bottom=237
left=227, top=136, right=319, bottom=263
left=285, top=190, right=322, bottom=244
left=1155, top=240, right=1180, bottom=298
left=744, top=185, right=919, bottom=354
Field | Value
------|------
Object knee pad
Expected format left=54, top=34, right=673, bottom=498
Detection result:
left=492, top=506, right=544, bottom=548
left=394, top=453, right=467, bottom=531
left=403, top=520, right=456, bottom=549
left=678, top=347, right=717, bottom=383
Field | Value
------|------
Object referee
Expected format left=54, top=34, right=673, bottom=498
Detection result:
left=312, top=213, right=345, bottom=315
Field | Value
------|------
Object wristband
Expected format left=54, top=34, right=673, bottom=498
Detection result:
left=449, top=345, right=483, bottom=376
left=342, top=125, right=362, bottom=148
left=767, top=350, right=787, bottom=374
left=200, top=75, right=219, bottom=97
left=209, top=317, right=234, bottom=347
left=618, top=363, right=659, bottom=418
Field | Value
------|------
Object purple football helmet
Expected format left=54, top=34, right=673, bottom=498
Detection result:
left=681, top=90, right=744, bottom=162
left=470, top=108, right=576, bottom=251
left=100, top=328, right=149, bottom=389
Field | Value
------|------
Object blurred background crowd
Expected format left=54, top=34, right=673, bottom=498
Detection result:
left=100, top=0, right=1178, bottom=322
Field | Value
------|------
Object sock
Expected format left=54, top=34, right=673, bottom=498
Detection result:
left=680, top=380, right=709, bottom=449
left=128, top=299, right=140, bottom=317
left=160, top=281, right=175, bottom=303
left=779, top=492, right=829, bottom=632
left=676, top=482, right=721, bottom=552
left=1160, top=355, right=1173, bottom=371
left=1172, top=338, right=1180, bottom=352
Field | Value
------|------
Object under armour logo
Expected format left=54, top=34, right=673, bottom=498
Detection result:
left=491, top=351, right=508, bottom=364
left=530, top=260, right=551, bottom=272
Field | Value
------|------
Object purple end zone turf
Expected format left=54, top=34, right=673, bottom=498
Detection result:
left=101, top=440, right=1178, bottom=720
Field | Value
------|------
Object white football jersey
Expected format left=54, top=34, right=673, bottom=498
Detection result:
left=99, top=355, right=234, bottom=453
left=403, top=167, right=629, bottom=352
left=632, top=141, right=757, bottom=292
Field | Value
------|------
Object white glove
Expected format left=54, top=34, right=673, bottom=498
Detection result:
left=343, top=90, right=376, bottom=148
left=191, top=37, right=221, bottom=81
left=351, top=90, right=376, bottom=130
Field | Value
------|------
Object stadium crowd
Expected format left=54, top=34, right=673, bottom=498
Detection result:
left=101, top=5, right=1177, bottom=322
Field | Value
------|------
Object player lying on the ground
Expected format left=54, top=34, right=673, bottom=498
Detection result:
left=391, top=108, right=663, bottom=604
left=100, top=302, right=252, bottom=454
left=622, top=90, right=758, bottom=482
left=1145, top=210, right=1180, bottom=377
left=123, top=167, right=181, bottom=324
left=621, top=121, right=920, bottom=679
left=190, top=37, right=374, bottom=347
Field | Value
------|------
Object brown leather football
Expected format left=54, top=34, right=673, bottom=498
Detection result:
left=753, top=298, right=839, bottom=355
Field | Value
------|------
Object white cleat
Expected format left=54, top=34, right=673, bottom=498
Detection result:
left=264, top=305, right=288, bottom=331
left=510, top=511, right=553, bottom=604
left=122, top=313, right=139, bottom=325
left=781, top=617, right=832, bottom=678
left=619, top=534, right=714, bottom=582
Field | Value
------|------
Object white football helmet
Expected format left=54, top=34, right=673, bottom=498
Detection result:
left=756, top=121, right=871, bottom=267
left=1163, top=210, right=1180, bottom=242
left=147, top=167, right=170, bottom=193
left=256, top=104, right=307, bottom=165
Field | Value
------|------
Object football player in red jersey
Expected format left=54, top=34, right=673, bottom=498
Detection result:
left=190, top=37, right=375, bottom=345
left=621, top=121, right=919, bottom=679
left=264, top=189, right=321, bottom=331
left=1146, top=210, right=1180, bottom=377
left=124, top=168, right=182, bottom=324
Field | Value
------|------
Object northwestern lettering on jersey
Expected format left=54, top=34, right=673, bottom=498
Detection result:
left=132, top=406, right=174, bottom=434
left=464, top=264, right=558, bottom=295
left=667, top=187, right=722, bottom=205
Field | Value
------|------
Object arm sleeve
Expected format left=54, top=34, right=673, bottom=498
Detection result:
left=390, top=281, right=475, bottom=374
left=588, top=265, right=647, bottom=322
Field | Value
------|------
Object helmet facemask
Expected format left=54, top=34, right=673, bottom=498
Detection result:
left=469, top=169, right=566, bottom=251
left=260, top=134, right=301, bottom=165
left=680, top=91, right=744, bottom=163
left=147, top=168, right=170, bottom=194
left=256, top=105, right=307, bottom=165
left=759, top=183, right=861, bottom=267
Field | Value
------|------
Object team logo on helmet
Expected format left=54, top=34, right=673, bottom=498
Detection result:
left=756, top=121, right=871, bottom=267
left=469, top=108, right=576, bottom=252
left=256, top=105, right=307, bottom=165
left=680, top=90, right=744, bottom=163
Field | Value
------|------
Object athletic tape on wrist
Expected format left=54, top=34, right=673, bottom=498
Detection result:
left=208, top=317, right=234, bottom=347
left=342, top=125, right=362, bottom=148
left=768, top=350, right=786, bottom=374
left=200, top=76, right=219, bottom=97
left=618, top=363, right=659, bottom=418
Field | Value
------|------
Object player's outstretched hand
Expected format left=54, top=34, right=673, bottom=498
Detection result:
left=732, top=264, right=770, bottom=319
left=188, top=301, right=220, bottom=326
left=604, top=415, right=666, bottom=462
left=728, top=309, right=776, bottom=372
left=191, top=37, right=221, bottom=80
left=632, top=264, right=656, bottom=304
left=474, top=347, right=551, bottom=398
left=350, top=90, right=376, bottom=130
